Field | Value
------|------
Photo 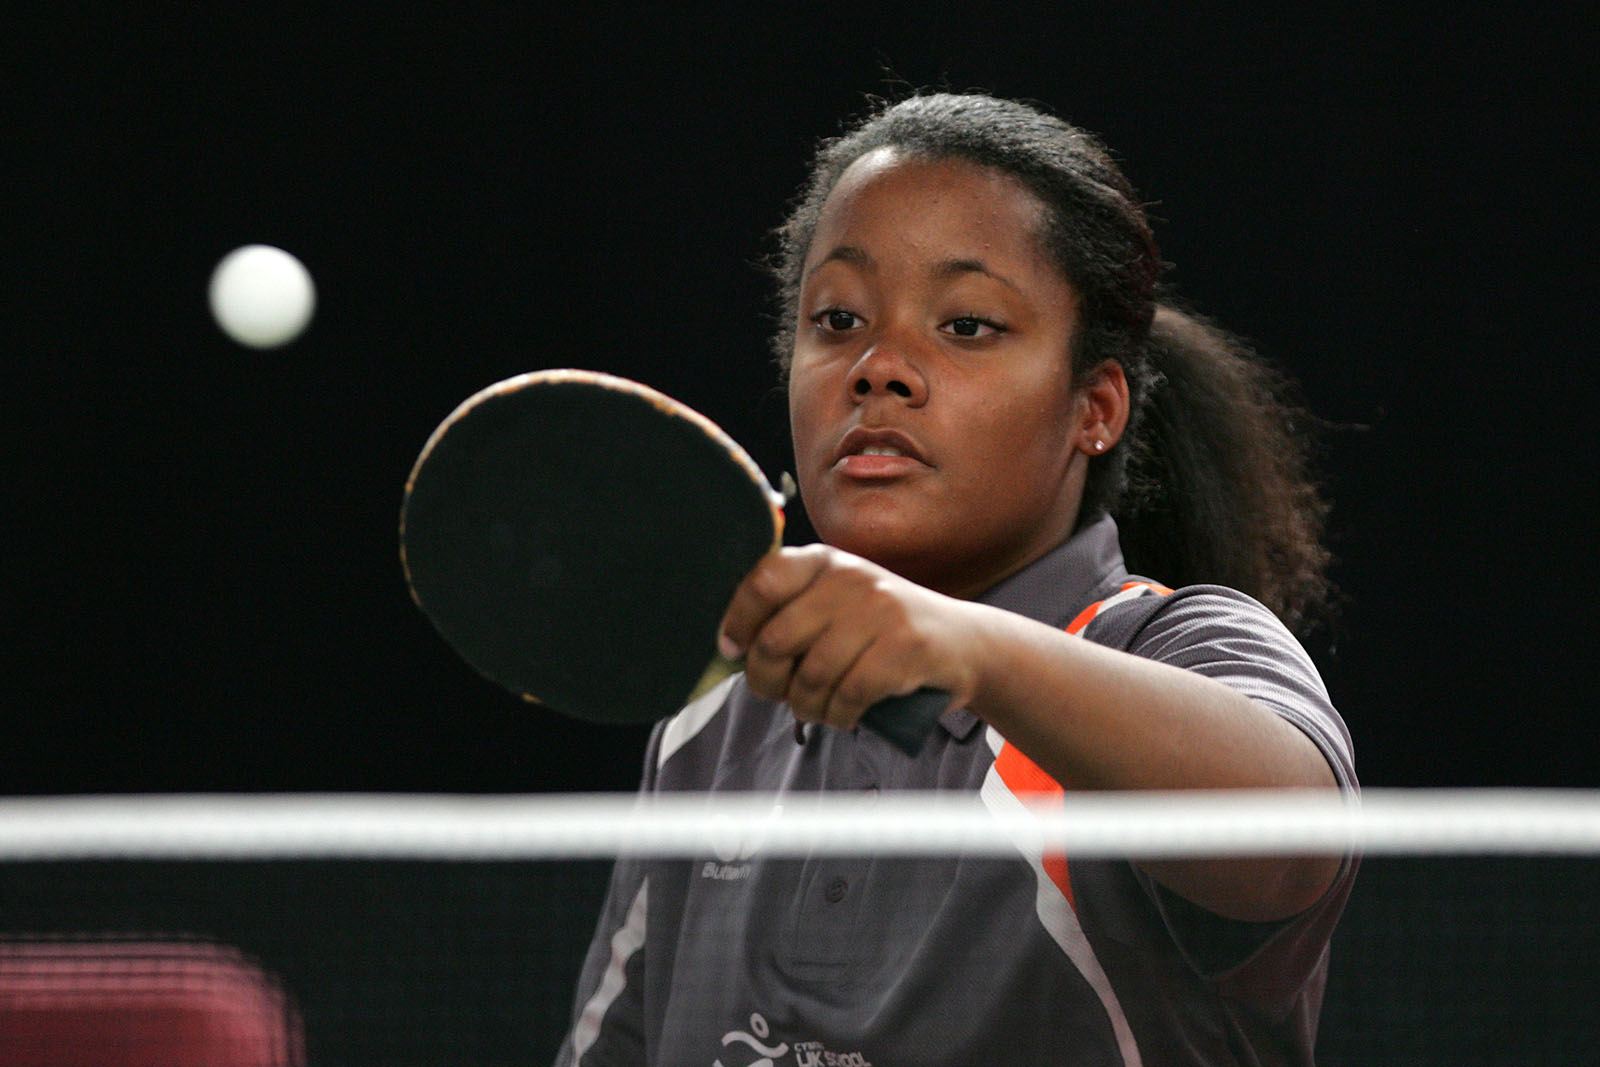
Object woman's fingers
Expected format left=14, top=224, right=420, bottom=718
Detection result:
left=720, top=546, right=967, bottom=730
left=719, top=545, right=831, bottom=660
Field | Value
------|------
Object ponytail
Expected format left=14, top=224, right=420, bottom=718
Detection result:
left=1111, top=304, right=1332, bottom=637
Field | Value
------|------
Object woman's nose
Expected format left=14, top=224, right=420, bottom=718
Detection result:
left=844, top=331, right=929, bottom=405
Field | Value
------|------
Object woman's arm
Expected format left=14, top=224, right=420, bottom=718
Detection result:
left=720, top=544, right=1342, bottom=923
left=956, top=601, right=1341, bottom=920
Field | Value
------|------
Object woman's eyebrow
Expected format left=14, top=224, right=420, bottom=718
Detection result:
left=804, top=245, right=873, bottom=280
left=805, top=248, right=1020, bottom=294
left=933, top=257, right=1021, bottom=293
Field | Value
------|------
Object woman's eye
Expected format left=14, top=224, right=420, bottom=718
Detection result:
left=814, top=308, right=861, bottom=332
left=943, top=316, right=1002, bottom=338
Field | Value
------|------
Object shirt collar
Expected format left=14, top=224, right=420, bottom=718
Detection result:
left=936, top=513, right=1130, bottom=740
left=979, top=512, right=1130, bottom=628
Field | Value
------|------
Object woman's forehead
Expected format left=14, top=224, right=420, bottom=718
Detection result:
left=807, top=149, right=1056, bottom=279
left=824, top=147, right=1040, bottom=216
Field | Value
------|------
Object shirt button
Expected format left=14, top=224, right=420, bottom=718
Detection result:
left=825, top=877, right=848, bottom=903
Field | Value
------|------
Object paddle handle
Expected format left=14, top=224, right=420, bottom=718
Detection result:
left=861, top=687, right=949, bottom=756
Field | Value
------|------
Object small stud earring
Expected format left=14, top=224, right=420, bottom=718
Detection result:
left=1092, top=440, right=1105, bottom=453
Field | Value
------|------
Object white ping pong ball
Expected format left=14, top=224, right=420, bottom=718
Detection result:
left=208, top=244, right=316, bottom=348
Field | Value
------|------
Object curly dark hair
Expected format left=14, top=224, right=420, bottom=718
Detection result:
left=768, top=92, right=1332, bottom=635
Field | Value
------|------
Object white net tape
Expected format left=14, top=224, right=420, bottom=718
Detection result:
left=2, top=789, right=1598, bottom=861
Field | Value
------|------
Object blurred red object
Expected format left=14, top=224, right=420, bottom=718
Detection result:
left=0, top=939, right=303, bottom=1066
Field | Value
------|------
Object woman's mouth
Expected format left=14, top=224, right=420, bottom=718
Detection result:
left=833, top=429, right=930, bottom=479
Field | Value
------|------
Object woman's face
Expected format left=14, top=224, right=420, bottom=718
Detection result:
left=788, top=148, right=1099, bottom=598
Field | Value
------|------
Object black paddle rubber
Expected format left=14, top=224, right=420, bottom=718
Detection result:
left=402, top=371, right=777, bottom=724
left=401, top=369, right=945, bottom=753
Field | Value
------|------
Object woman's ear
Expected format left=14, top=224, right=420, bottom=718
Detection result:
left=1076, top=361, right=1131, bottom=456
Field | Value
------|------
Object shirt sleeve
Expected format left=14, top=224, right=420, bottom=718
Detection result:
left=1093, top=585, right=1360, bottom=1001
left=1114, top=584, right=1357, bottom=793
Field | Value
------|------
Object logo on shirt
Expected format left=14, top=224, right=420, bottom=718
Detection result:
left=715, top=1013, right=788, bottom=1066
left=701, top=803, right=782, bottom=882
left=792, top=1041, right=873, bottom=1067
left=713, top=1012, right=873, bottom=1067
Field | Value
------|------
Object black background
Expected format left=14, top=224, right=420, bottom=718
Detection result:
left=10, top=6, right=1596, bottom=794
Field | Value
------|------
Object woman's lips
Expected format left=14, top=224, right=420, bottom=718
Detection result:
left=836, top=453, right=926, bottom=478
left=832, top=429, right=930, bottom=479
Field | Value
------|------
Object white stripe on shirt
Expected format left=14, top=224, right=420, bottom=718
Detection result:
left=571, top=876, right=649, bottom=1061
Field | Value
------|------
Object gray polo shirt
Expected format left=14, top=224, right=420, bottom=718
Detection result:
left=556, top=515, right=1358, bottom=1067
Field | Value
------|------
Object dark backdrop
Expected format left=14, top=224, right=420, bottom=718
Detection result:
left=9, top=7, right=1596, bottom=794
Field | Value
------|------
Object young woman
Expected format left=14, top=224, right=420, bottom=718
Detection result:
left=558, top=93, right=1357, bottom=1067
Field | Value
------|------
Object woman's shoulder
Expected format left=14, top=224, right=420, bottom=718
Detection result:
left=1079, top=580, right=1298, bottom=654
left=1081, top=579, right=1357, bottom=790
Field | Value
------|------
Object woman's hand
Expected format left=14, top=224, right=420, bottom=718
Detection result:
left=718, top=545, right=978, bottom=731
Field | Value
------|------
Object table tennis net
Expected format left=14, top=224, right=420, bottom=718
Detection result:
left=1, top=789, right=1597, bottom=1065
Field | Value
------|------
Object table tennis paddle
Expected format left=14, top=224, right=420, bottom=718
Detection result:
left=399, top=369, right=946, bottom=755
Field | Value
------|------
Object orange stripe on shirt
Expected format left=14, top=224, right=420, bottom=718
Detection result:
left=1064, top=581, right=1173, bottom=637
left=993, top=741, right=1073, bottom=908
left=993, top=581, right=1173, bottom=912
